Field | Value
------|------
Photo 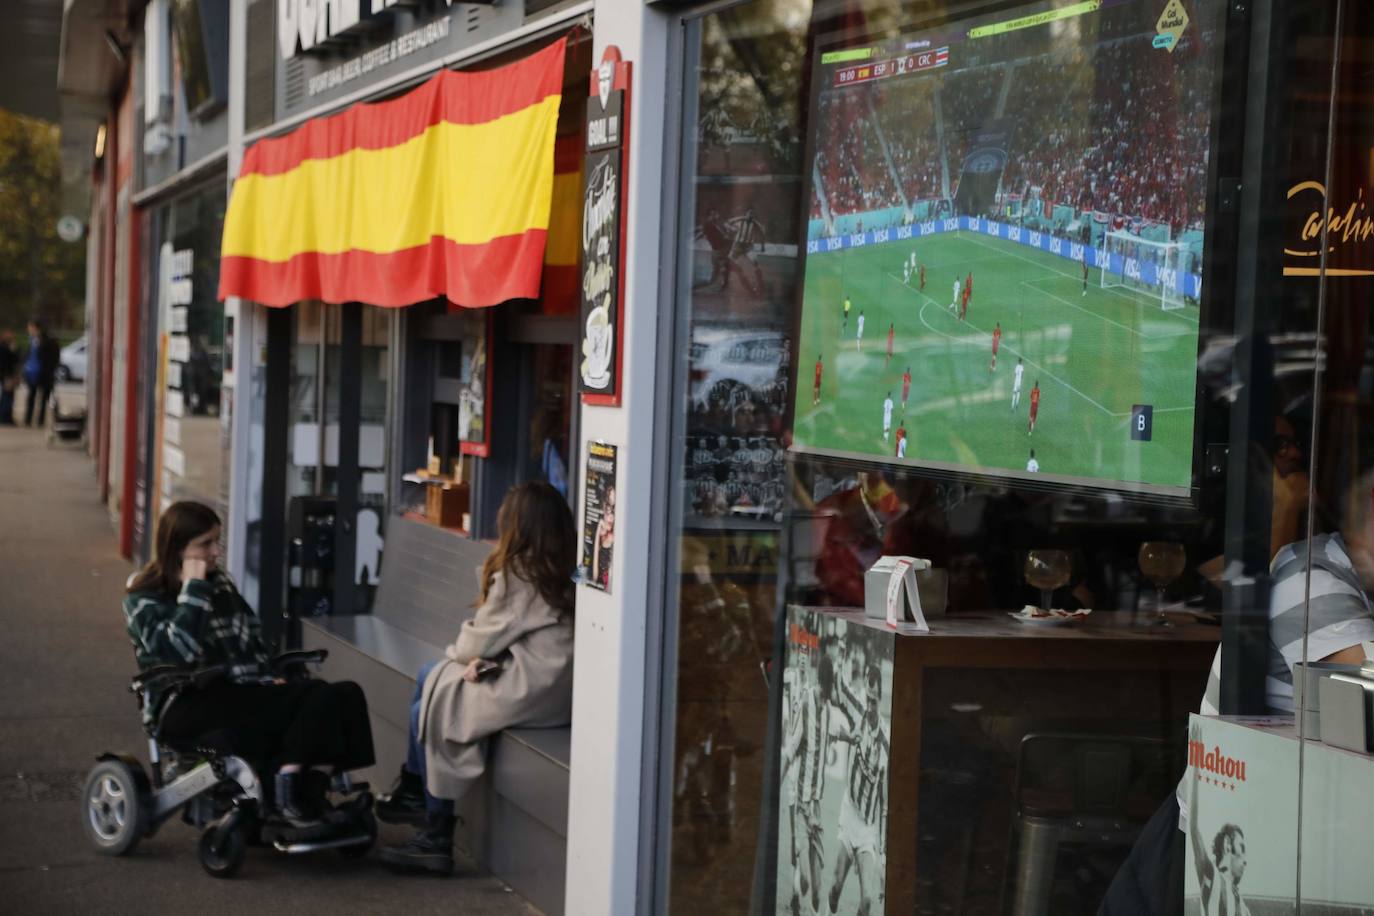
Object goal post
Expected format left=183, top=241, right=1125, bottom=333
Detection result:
left=1100, top=230, right=1186, bottom=311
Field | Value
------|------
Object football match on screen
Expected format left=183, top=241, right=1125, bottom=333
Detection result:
left=793, top=0, right=1219, bottom=493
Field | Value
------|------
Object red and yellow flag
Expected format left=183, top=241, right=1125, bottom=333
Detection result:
left=219, top=38, right=566, bottom=308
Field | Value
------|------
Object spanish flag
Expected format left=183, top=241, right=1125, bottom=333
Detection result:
left=219, top=38, right=566, bottom=308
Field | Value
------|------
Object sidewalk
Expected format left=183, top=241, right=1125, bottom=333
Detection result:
left=0, top=423, right=538, bottom=915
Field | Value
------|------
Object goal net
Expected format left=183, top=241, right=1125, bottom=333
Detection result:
left=1100, top=230, right=1186, bottom=311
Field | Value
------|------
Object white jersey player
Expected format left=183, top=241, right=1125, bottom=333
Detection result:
left=856, top=311, right=866, bottom=351
left=1012, top=357, right=1025, bottom=409
left=903, top=262, right=911, bottom=286
left=1026, top=449, right=1039, bottom=472
left=897, top=434, right=907, bottom=458
left=951, top=278, right=961, bottom=311
left=882, top=394, right=894, bottom=442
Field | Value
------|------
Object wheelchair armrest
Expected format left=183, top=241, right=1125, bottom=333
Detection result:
left=269, top=649, right=328, bottom=673
left=130, top=663, right=229, bottom=697
left=130, top=664, right=188, bottom=694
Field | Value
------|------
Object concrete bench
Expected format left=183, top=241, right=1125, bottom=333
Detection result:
left=301, top=515, right=569, bottom=914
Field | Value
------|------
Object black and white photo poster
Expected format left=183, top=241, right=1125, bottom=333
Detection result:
left=777, top=608, right=894, bottom=916
left=580, top=441, right=617, bottom=592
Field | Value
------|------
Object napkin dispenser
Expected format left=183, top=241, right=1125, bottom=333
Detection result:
left=864, top=556, right=932, bottom=626
left=1317, top=672, right=1374, bottom=754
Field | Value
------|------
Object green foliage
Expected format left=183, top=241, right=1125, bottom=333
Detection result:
left=0, top=110, right=85, bottom=336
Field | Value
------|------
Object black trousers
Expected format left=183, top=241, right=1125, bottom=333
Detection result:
left=24, top=381, right=51, bottom=427
left=1099, top=793, right=1185, bottom=916
left=160, top=679, right=375, bottom=773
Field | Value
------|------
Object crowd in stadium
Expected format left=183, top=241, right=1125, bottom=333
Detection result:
left=812, top=93, right=899, bottom=219
left=811, top=32, right=1214, bottom=238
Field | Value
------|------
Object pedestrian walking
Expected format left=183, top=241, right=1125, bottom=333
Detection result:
left=0, top=329, right=18, bottom=425
left=22, top=320, right=60, bottom=428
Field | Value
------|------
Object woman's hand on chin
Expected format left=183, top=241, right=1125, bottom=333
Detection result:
left=181, top=557, right=209, bottom=583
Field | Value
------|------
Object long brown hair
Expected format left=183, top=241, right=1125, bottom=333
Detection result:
left=479, top=482, right=576, bottom=616
left=127, top=501, right=221, bottom=595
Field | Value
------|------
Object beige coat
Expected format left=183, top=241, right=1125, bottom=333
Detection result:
left=416, top=569, right=574, bottom=801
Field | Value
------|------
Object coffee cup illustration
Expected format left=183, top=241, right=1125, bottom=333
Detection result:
left=582, top=297, right=613, bottom=388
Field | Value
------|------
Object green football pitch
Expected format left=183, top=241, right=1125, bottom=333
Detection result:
left=792, top=231, right=1201, bottom=489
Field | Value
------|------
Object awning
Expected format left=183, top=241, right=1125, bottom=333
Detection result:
left=219, top=38, right=567, bottom=308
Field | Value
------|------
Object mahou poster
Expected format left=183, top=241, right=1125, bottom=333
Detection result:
left=580, top=441, right=617, bottom=592
left=1184, top=714, right=1374, bottom=914
left=777, top=608, right=894, bottom=916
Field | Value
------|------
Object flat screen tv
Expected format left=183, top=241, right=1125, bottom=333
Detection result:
left=792, top=0, right=1225, bottom=496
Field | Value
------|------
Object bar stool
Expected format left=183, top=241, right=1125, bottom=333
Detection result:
left=1005, top=733, right=1169, bottom=916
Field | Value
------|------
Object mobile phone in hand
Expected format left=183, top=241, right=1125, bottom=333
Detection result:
left=473, top=659, right=500, bottom=679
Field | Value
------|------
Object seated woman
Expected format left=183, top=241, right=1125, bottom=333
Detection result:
left=375, top=481, right=576, bottom=874
left=123, top=501, right=375, bottom=822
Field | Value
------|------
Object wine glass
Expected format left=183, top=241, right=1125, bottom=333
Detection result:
left=1138, top=541, right=1186, bottom=627
left=1024, top=549, right=1072, bottom=611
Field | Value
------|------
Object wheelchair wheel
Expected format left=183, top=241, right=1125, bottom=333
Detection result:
left=338, top=809, right=377, bottom=858
left=82, top=759, right=149, bottom=856
left=199, top=822, right=247, bottom=878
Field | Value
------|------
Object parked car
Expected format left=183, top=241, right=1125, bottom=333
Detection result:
left=58, top=335, right=87, bottom=382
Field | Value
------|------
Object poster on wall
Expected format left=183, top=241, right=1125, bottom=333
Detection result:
left=777, top=608, right=893, bottom=916
left=579, top=441, right=617, bottom=592
left=579, top=47, right=631, bottom=406
left=458, top=309, right=491, bottom=457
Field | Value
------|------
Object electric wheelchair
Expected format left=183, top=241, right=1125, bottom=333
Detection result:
left=81, top=649, right=377, bottom=878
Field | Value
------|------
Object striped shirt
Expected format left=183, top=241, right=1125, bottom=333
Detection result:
left=836, top=680, right=889, bottom=825
left=1179, top=533, right=1374, bottom=831
left=793, top=687, right=831, bottom=805
left=123, top=570, right=272, bottom=722
left=1199, top=533, right=1374, bottom=715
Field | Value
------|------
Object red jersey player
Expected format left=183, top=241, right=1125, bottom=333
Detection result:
left=813, top=355, right=823, bottom=405
left=901, top=366, right=912, bottom=409
left=885, top=323, right=895, bottom=366
left=990, top=322, right=1002, bottom=371
left=960, top=282, right=971, bottom=320
left=919, top=263, right=926, bottom=290
left=1027, top=381, right=1041, bottom=434
left=894, top=423, right=908, bottom=458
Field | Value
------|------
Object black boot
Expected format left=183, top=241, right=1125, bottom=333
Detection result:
left=274, top=769, right=319, bottom=827
left=374, top=766, right=427, bottom=827
left=379, top=809, right=457, bottom=875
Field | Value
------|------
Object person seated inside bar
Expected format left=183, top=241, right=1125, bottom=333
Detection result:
left=1102, top=468, right=1374, bottom=915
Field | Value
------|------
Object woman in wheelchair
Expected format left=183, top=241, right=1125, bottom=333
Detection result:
left=123, top=501, right=376, bottom=823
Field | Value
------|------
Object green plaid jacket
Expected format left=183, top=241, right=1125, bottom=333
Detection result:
left=122, top=570, right=273, bottom=722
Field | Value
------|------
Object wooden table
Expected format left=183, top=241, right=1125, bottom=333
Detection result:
left=779, top=606, right=1220, bottom=916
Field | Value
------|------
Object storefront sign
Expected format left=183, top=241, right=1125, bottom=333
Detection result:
left=275, top=0, right=526, bottom=120
left=579, top=441, right=617, bottom=592
left=579, top=47, right=632, bottom=406
left=1283, top=180, right=1374, bottom=277
left=278, top=0, right=460, bottom=60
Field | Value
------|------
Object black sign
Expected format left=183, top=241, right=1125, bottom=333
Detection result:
left=579, top=89, right=625, bottom=397
left=1131, top=404, right=1154, bottom=441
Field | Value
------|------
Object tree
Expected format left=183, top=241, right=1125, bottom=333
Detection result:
left=0, top=109, right=85, bottom=338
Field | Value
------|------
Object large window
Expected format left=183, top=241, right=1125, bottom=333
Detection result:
left=658, top=1, right=1367, bottom=913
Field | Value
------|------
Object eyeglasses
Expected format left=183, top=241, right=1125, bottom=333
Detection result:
left=1274, top=435, right=1300, bottom=453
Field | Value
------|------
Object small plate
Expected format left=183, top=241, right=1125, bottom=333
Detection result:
left=1007, top=612, right=1082, bottom=626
